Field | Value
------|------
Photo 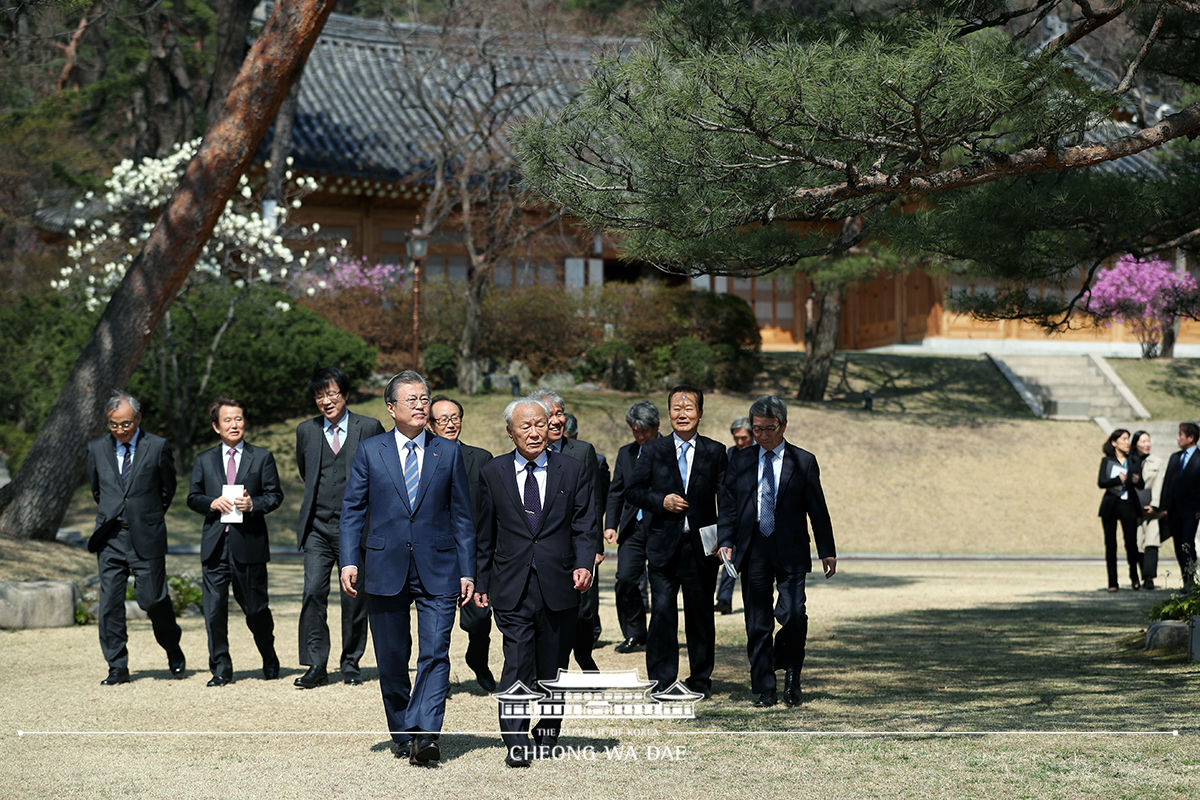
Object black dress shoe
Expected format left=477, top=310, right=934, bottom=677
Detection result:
left=101, top=667, right=130, bottom=686
left=614, top=636, right=645, bottom=654
left=505, top=747, right=531, bottom=768
left=167, top=649, right=186, bottom=678
left=410, top=734, right=440, bottom=766
left=1144, top=579, right=1157, bottom=590
left=294, top=665, right=328, bottom=689
left=394, top=740, right=412, bottom=760
left=715, top=601, right=733, bottom=615
left=474, top=666, right=497, bottom=692
left=207, top=674, right=232, bottom=687
left=343, top=674, right=363, bottom=686
left=753, top=690, right=777, bottom=708
left=262, top=656, right=280, bottom=680
left=783, top=668, right=802, bottom=707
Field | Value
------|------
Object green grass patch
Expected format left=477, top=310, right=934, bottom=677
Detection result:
left=1106, top=357, right=1200, bottom=421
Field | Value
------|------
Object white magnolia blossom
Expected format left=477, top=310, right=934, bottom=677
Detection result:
left=56, top=138, right=323, bottom=313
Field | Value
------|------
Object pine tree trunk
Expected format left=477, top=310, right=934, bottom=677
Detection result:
left=796, top=289, right=842, bottom=402
left=0, top=0, right=335, bottom=541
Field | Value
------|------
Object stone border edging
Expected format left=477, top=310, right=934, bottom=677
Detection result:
left=1087, top=353, right=1151, bottom=420
left=984, top=353, right=1044, bottom=418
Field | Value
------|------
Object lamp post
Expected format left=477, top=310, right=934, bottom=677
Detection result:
left=406, top=216, right=428, bottom=371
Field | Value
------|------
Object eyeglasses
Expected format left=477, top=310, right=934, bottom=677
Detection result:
left=108, top=421, right=136, bottom=431
left=751, top=425, right=779, bottom=434
left=314, top=390, right=342, bottom=402
left=432, top=414, right=461, bottom=426
left=392, top=394, right=431, bottom=409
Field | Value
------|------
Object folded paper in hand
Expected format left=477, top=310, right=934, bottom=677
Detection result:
left=699, top=524, right=738, bottom=580
left=221, top=484, right=244, bottom=524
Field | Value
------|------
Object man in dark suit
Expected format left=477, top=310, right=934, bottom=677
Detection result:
left=475, top=397, right=596, bottom=768
left=627, top=384, right=727, bottom=698
left=86, top=392, right=185, bottom=685
left=294, top=366, right=386, bottom=689
left=1161, top=421, right=1200, bottom=588
left=715, top=416, right=753, bottom=616
left=429, top=393, right=497, bottom=692
left=340, top=371, right=475, bottom=766
left=718, top=395, right=836, bottom=708
left=603, top=400, right=660, bottom=653
left=531, top=389, right=604, bottom=670
left=187, top=397, right=284, bottom=686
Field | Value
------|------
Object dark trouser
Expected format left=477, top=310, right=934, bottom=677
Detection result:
left=614, top=528, right=648, bottom=641
left=742, top=534, right=808, bottom=694
left=645, top=543, right=718, bottom=695
left=459, top=600, right=493, bottom=675
left=298, top=527, right=369, bottom=675
left=494, top=569, right=574, bottom=755
left=1100, top=502, right=1141, bottom=588
left=1168, top=513, right=1199, bottom=587
left=202, top=532, right=275, bottom=678
left=367, top=559, right=457, bottom=744
left=1142, top=546, right=1159, bottom=581
left=716, top=569, right=737, bottom=606
left=96, top=528, right=181, bottom=670
left=573, top=562, right=599, bottom=670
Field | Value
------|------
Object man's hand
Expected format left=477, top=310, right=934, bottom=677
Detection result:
left=233, top=490, right=253, bottom=512
left=459, top=579, right=475, bottom=607
left=604, top=528, right=618, bottom=544
left=475, top=592, right=489, bottom=609
left=595, top=551, right=606, bottom=565
left=340, top=566, right=358, bottom=598
left=210, top=496, right=235, bottom=514
left=719, top=546, right=733, bottom=563
left=663, top=493, right=689, bottom=513
left=573, top=568, right=593, bottom=592
left=821, top=557, right=837, bottom=579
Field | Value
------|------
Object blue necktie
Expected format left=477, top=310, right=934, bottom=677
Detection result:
left=759, top=450, right=776, bottom=537
left=677, top=440, right=690, bottom=492
left=1182, top=450, right=1192, bottom=473
left=403, top=441, right=419, bottom=507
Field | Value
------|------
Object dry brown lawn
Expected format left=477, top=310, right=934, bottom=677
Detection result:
left=5, top=559, right=1198, bottom=799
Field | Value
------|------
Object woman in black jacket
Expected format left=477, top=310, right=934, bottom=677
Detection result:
left=1098, top=428, right=1142, bottom=591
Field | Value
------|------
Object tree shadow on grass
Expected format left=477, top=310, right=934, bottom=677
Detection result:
left=1145, top=360, right=1200, bottom=412
left=704, top=590, right=1195, bottom=733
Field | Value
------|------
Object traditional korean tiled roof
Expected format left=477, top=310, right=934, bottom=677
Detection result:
left=266, top=9, right=604, bottom=183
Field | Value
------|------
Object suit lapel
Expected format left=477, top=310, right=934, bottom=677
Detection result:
left=777, top=443, right=795, bottom=497
left=379, top=433, right=411, bottom=512
left=501, top=452, right=524, bottom=518
left=540, top=451, right=564, bottom=534
left=412, top=430, right=441, bottom=511
left=122, top=433, right=151, bottom=496
left=235, top=444, right=253, bottom=483
left=344, top=413, right=363, bottom=452
left=306, top=418, right=324, bottom=468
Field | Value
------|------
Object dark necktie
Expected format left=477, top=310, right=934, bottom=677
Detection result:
left=119, top=443, right=132, bottom=491
left=759, top=450, right=776, bottom=537
left=523, top=461, right=542, bottom=533
left=404, top=442, right=419, bottom=507
left=1182, top=450, right=1192, bottom=474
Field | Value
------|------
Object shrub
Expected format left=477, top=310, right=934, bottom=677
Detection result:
left=130, top=282, right=375, bottom=463
left=423, top=342, right=458, bottom=389
left=1149, top=586, right=1200, bottom=622
left=582, top=340, right=638, bottom=390
left=674, top=336, right=714, bottom=387
left=0, top=294, right=97, bottom=470
left=168, top=573, right=203, bottom=616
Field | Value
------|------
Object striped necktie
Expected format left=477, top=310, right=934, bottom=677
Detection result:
left=403, top=441, right=419, bottom=506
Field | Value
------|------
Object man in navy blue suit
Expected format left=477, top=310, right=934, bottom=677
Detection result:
left=340, top=370, right=475, bottom=766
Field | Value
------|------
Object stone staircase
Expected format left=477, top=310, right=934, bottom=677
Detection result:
left=988, top=354, right=1149, bottom=421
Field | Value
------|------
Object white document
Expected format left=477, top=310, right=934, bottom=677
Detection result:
left=220, top=484, right=244, bottom=524
left=699, top=524, right=718, bottom=554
